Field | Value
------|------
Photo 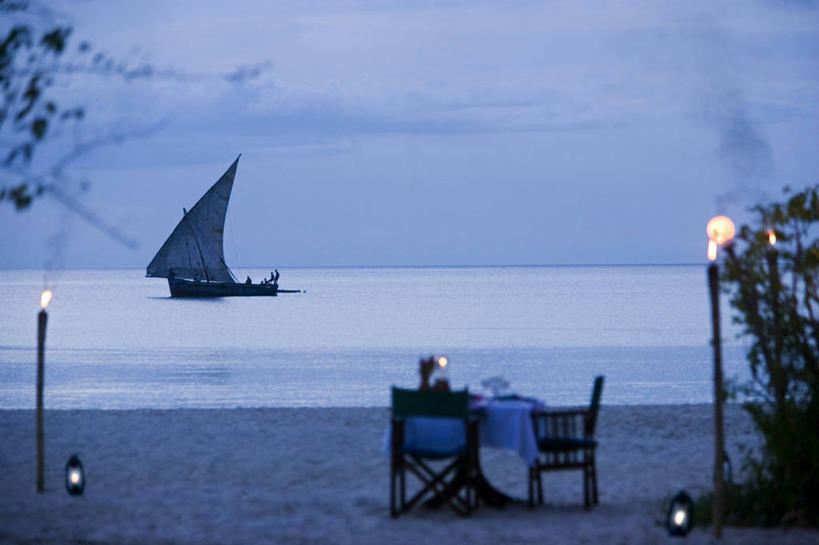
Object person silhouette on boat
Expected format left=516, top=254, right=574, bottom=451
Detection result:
left=274, top=269, right=280, bottom=286
left=245, top=276, right=252, bottom=285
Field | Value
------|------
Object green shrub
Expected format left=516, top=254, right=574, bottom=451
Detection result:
left=721, top=184, right=819, bottom=527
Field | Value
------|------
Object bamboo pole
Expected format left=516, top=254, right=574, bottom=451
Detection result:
left=767, top=243, right=786, bottom=405
left=708, top=263, right=725, bottom=539
left=36, top=308, right=47, bottom=493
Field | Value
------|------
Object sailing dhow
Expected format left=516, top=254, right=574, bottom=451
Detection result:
left=146, top=155, right=300, bottom=297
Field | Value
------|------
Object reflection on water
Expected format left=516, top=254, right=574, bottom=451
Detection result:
left=0, top=266, right=748, bottom=409
left=0, top=344, right=749, bottom=409
left=164, top=367, right=232, bottom=384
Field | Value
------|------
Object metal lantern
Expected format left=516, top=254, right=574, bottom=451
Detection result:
left=65, top=454, right=85, bottom=496
left=666, top=490, right=694, bottom=537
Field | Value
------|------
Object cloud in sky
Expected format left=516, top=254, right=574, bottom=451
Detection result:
left=2, top=0, right=818, bottom=269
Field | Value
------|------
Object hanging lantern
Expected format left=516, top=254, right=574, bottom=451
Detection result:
left=666, top=490, right=694, bottom=537
left=65, top=454, right=85, bottom=496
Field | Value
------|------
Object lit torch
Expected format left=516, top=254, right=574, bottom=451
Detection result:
left=767, top=229, right=781, bottom=389
left=706, top=216, right=736, bottom=262
left=36, top=289, right=52, bottom=493
left=707, top=240, right=718, bottom=262
left=41, top=290, right=53, bottom=310
left=767, top=229, right=779, bottom=289
left=705, top=215, right=734, bottom=539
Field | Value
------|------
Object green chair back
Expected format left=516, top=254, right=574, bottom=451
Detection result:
left=587, top=375, right=605, bottom=435
left=392, top=387, right=469, bottom=420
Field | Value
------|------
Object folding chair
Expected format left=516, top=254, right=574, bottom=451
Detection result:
left=390, top=387, right=480, bottom=517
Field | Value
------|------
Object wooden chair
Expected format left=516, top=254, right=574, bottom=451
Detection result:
left=528, top=375, right=604, bottom=509
left=390, top=387, right=480, bottom=517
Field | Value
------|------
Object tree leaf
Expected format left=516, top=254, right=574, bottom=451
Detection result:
left=31, top=116, right=46, bottom=139
left=40, top=27, right=71, bottom=54
left=14, top=74, right=40, bottom=121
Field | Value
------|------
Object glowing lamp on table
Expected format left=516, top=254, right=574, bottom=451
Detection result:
left=437, top=356, right=448, bottom=379
left=433, top=356, right=450, bottom=391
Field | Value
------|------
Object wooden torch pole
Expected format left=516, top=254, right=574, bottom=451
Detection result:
left=36, top=308, right=47, bottom=493
left=708, top=262, right=725, bottom=539
left=767, top=237, right=781, bottom=362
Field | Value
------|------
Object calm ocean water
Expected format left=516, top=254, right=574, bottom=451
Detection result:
left=0, top=266, right=748, bottom=409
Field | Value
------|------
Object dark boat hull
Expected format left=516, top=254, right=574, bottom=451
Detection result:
left=168, top=277, right=298, bottom=298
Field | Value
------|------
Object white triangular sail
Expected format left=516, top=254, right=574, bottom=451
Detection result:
left=146, top=156, right=240, bottom=283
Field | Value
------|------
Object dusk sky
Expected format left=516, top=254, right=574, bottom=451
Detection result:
left=2, top=0, right=818, bottom=269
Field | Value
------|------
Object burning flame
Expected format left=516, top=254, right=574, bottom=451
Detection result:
left=706, top=216, right=736, bottom=245
left=708, top=240, right=718, bottom=262
left=768, top=230, right=776, bottom=246
left=437, top=356, right=448, bottom=369
left=706, top=215, right=736, bottom=261
left=40, top=290, right=53, bottom=310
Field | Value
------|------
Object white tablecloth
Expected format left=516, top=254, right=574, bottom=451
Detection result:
left=478, top=400, right=539, bottom=466
left=385, top=399, right=540, bottom=467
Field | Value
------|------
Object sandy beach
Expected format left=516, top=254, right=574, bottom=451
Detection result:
left=1, top=404, right=816, bottom=545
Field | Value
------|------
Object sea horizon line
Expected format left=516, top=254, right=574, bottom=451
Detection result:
left=0, top=262, right=707, bottom=272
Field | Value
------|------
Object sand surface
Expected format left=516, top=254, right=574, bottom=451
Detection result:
left=1, top=404, right=817, bottom=545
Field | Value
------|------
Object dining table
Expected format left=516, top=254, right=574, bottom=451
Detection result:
left=385, top=395, right=544, bottom=507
